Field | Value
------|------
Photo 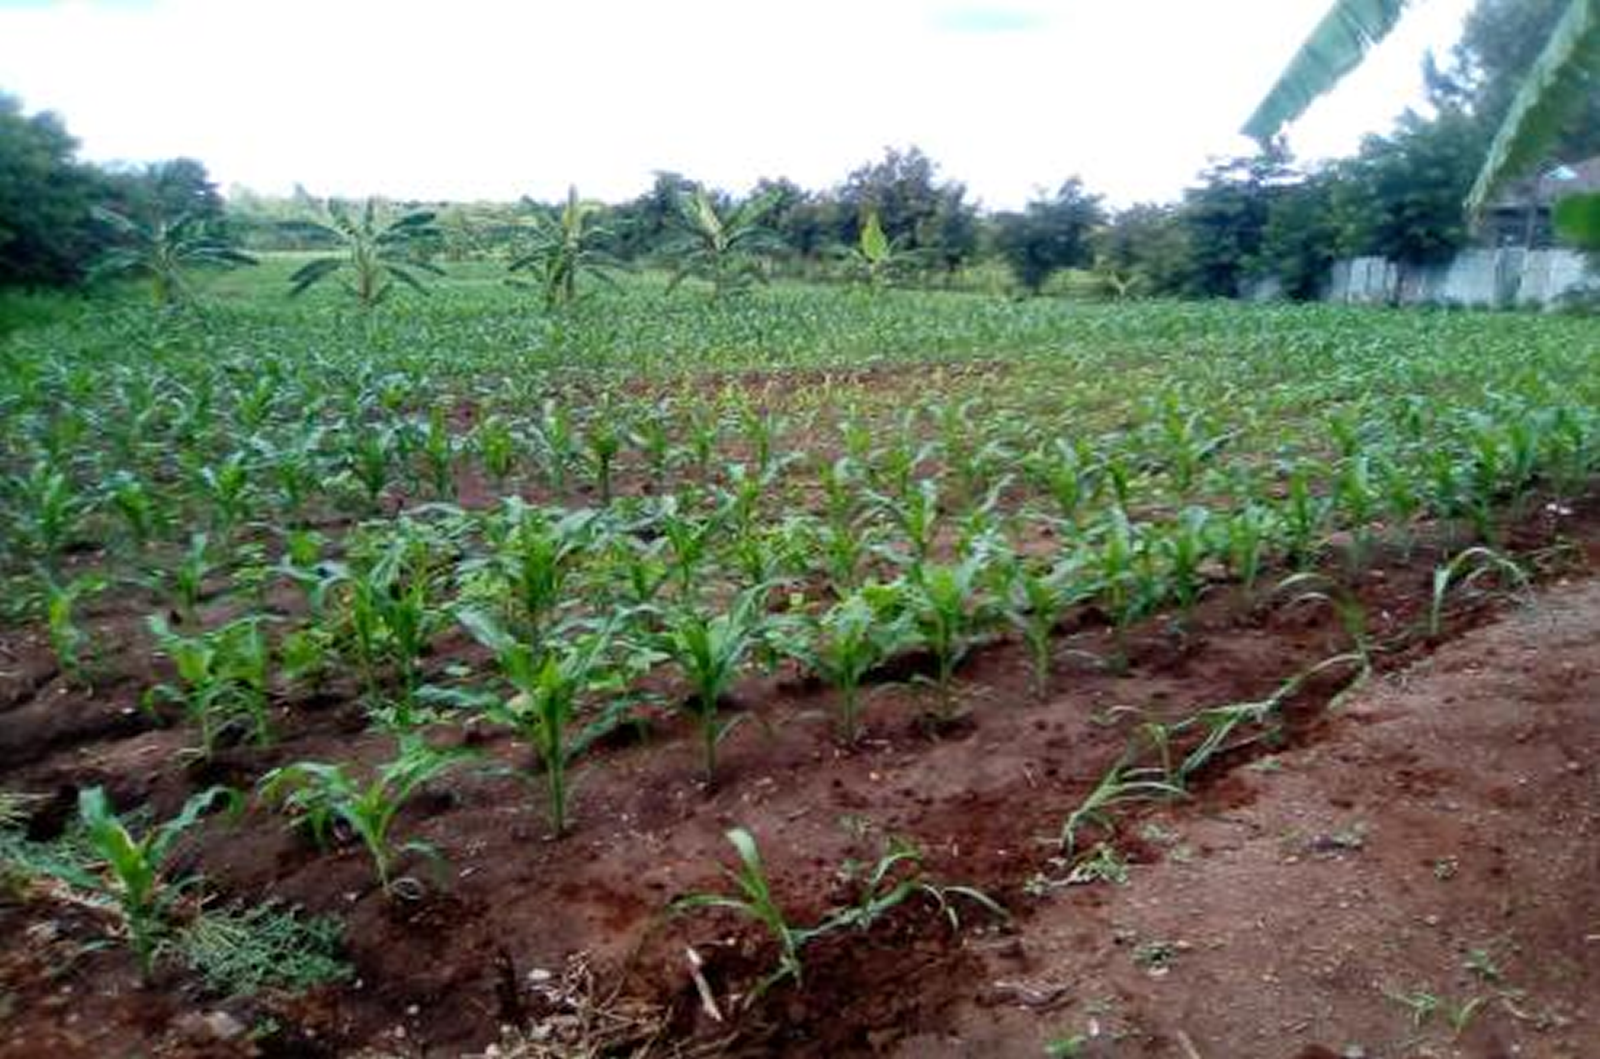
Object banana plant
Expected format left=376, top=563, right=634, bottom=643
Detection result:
left=259, top=734, right=472, bottom=896
left=79, top=785, right=237, bottom=977
left=1244, top=0, right=1600, bottom=214
left=662, top=188, right=782, bottom=298
left=89, top=206, right=257, bottom=309
left=288, top=198, right=444, bottom=308
left=507, top=186, right=623, bottom=309
left=843, top=208, right=915, bottom=291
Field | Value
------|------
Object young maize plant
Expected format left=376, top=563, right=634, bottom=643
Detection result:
left=869, top=477, right=942, bottom=573
left=145, top=614, right=275, bottom=756
left=45, top=574, right=107, bottom=688
left=106, top=470, right=165, bottom=551
left=471, top=414, right=520, bottom=487
left=904, top=557, right=997, bottom=723
left=1153, top=393, right=1231, bottom=493
left=1058, top=762, right=1185, bottom=857
left=778, top=589, right=913, bottom=744
left=330, top=534, right=453, bottom=727
left=630, top=413, right=674, bottom=487
left=458, top=610, right=623, bottom=836
left=1002, top=557, right=1086, bottom=702
left=582, top=417, right=622, bottom=505
left=1090, top=510, right=1163, bottom=673
left=197, top=450, right=255, bottom=535
left=1427, top=546, right=1533, bottom=638
left=259, top=734, right=473, bottom=897
left=714, top=460, right=788, bottom=541
left=256, top=429, right=327, bottom=523
left=8, top=461, right=88, bottom=572
left=741, top=407, right=786, bottom=477
left=79, top=785, right=238, bottom=978
left=1022, top=437, right=1098, bottom=528
left=673, top=828, right=815, bottom=997
left=1280, top=465, right=1331, bottom=570
left=1160, top=506, right=1214, bottom=623
left=683, top=407, right=723, bottom=480
left=1333, top=453, right=1380, bottom=575
left=656, top=498, right=718, bottom=597
left=1272, top=571, right=1374, bottom=676
left=819, top=834, right=1007, bottom=935
left=274, top=527, right=335, bottom=619
left=344, top=424, right=399, bottom=512
left=675, top=828, right=1006, bottom=1002
left=1217, top=502, right=1279, bottom=594
left=467, top=501, right=596, bottom=644
left=654, top=589, right=766, bottom=788
left=532, top=400, right=578, bottom=495
left=426, top=406, right=461, bottom=499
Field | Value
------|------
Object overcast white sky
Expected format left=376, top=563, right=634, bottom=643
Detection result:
left=0, top=0, right=1475, bottom=208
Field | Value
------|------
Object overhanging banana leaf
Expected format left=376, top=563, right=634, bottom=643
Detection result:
left=1466, top=0, right=1600, bottom=213
left=1243, top=0, right=1412, bottom=144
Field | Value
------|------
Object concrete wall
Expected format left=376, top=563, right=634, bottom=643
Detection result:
left=1320, top=248, right=1595, bottom=309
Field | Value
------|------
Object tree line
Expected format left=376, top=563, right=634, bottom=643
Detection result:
left=2, top=0, right=1594, bottom=306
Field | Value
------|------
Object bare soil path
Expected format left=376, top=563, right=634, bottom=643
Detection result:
left=899, top=580, right=1600, bottom=1059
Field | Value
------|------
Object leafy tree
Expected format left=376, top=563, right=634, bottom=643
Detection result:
left=288, top=198, right=444, bottom=307
left=613, top=171, right=700, bottom=260
left=105, top=157, right=226, bottom=228
left=993, top=178, right=1106, bottom=294
left=1178, top=149, right=1294, bottom=298
left=662, top=187, right=781, bottom=297
left=838, top=146, right=978, bottom=274
left=508, top=186, right=622, bottom=308
left=1093, top=203, right=1191, bottom=298
left=1432, top=0, right=1600, bottom=164
left=1333, top=110, right=1481, bottom=263
left=89, top=205, right=257, bottom=307
left=752, top=177, right=835, bottom=262
left=1257, top=171, right=1341, bottom=299
left=0, top=92, right=106, bottom=288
